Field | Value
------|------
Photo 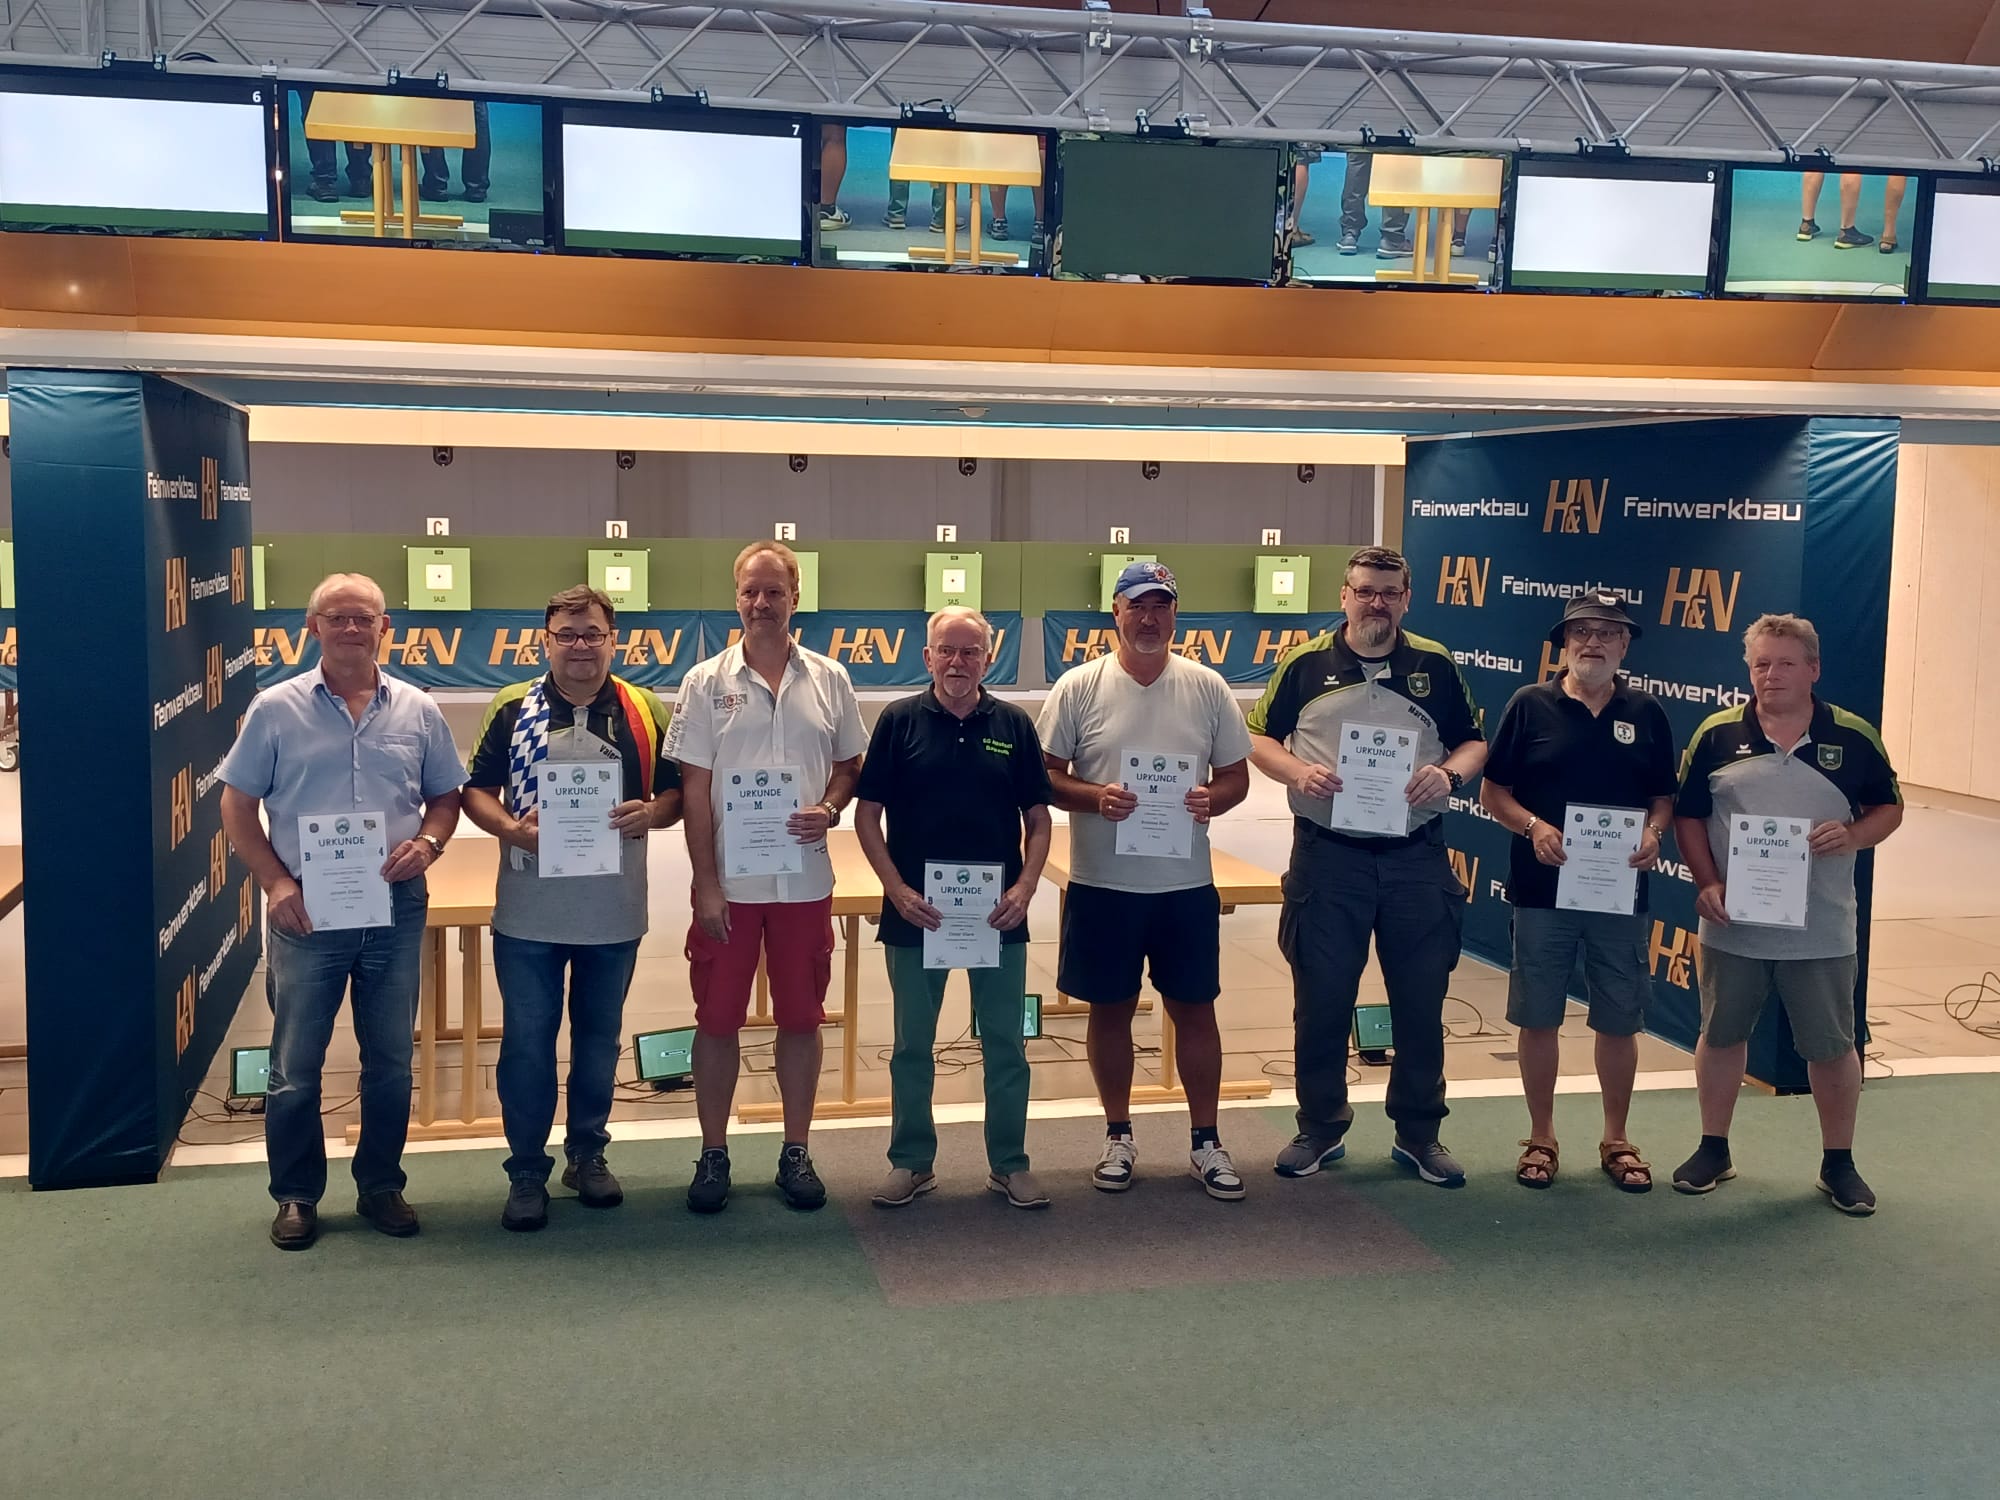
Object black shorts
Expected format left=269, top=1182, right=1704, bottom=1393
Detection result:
left=1057, top=882, right=1222, bottom=1005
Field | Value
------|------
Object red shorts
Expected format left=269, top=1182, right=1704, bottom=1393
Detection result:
left=687, top=897, right=834, bottom=1036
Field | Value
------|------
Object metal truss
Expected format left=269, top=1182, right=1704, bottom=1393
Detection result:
left=7, top=0, right=2000, bottom=169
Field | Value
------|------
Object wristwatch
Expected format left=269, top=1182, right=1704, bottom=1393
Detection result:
left=819, top=801, right=843, bottom=828
left=1443, top=767, right=1464, bottom=794
left=1521, top=815, right=1540, bottom=839
left=417, top=834, right=445, bottom=858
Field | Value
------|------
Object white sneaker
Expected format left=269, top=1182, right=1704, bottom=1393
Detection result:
left=1093, top=1134, right=1138, bottom=1192
left=1190, top=1142, right=1246, bottom=1201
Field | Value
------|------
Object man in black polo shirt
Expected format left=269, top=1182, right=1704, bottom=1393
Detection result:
left=854, top=607, right=1055, bottom=1210
left=1246, top=546, right=1487, bottom=1188
left=1480, top=595, right=1677, bottom=1193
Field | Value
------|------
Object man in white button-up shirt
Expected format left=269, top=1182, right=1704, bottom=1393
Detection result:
left=667, top=542, right=866, bottom=1214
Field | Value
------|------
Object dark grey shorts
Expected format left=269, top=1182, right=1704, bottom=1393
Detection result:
left=1697, top=948, right=1858, bottom=1062
left=1505, top=906, right=1650, bottom=1036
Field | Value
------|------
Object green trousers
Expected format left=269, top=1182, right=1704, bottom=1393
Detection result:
left=884, top=943, right=1031, bottom=1175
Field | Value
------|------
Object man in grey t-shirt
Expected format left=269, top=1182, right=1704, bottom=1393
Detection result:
left=1039, top=562, right=1253, bottom=1200
left=462, top=586, right=683, bottom=1231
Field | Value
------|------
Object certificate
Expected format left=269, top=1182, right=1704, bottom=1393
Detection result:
left=1725, top=814, right=1811, bottom=929
left=721, top=764, right=804, bottom=877
left=537, top=761, right=622, bottom=879
left=1555, top=803, right=1643, bottom=914
left=1328, top=722, right=1416, bottom=837
left=1116, top=747, right=1196, bottom=859
left=297, top=811, right=391, bottom=931
left=923, top=860, right=1003, bottom=971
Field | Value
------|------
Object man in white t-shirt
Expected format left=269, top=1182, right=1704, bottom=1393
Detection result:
left=1038, top=561, right=1253, bottom=1200
left=666, top=541, right=867, bottom=1215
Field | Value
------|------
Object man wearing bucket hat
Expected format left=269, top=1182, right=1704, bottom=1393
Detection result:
left=1479, top=592, right=1678, bottom=1193
left=1039, top=560, right=1254, bottom=1201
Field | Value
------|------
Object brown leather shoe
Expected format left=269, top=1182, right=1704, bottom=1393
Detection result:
left=356, top=1190, right=420, bottom=1237
left=270, top=1202, right=318, bottom=1251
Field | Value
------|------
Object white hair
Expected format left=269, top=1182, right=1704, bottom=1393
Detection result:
left=307, top=572, right=387, bottom=617
left=927, top=605, right=994, bottom=652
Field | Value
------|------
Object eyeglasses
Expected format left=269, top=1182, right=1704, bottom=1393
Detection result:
left=1346, top=587, right=1407, bottom=605
left=315, top=613, right=380, bottom=631
left=548, top=629, right=611, bottom=648
left=1565, top=625, right=1628, bottom=644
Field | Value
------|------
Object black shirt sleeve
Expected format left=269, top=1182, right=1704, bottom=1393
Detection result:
left=1433, top=657, right=1484, bottom=749
left=1481, top=688, right=1533, bottom=786
left=1642, top=700, right=1679, bottom=799
left=465, top=698, right=516, bottom=792
left=1853, top=734, right=1901, bottom=808
left=1245, top=640, right=1314, bottom=742
left=1010, top=710, right=1055, bottom=810
left=1675, top=725, right=1722, bottom=819
left=854, top=707, right=902, bottom=805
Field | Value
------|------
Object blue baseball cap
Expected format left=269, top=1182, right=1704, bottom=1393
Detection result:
left=1114, top=560, right=1179, bottom=601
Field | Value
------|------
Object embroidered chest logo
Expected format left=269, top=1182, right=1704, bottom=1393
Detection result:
left=713, top=691, right=748, bottom=716
left=981, top=737, right=1012, bottom=756
left=1406, top=672, right=1431, bottom=698
left=1613, top=721, right=1636, bottom=745
left=1817, top=744, right=1844, bottom=771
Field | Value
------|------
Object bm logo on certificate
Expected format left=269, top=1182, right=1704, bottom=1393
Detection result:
left=1544, top=478, right=1610, bottom=535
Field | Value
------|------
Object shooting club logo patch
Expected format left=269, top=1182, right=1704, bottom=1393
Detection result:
left=1406, top=672, right=1431, bottom=698
left=1614, top=720, right=1635, bottom=744
left=1818, top=744, right=1843, bottom=770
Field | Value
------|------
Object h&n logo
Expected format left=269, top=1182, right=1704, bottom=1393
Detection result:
left=165, top=557, right=188, bottom=631
left=1062, top=628, right=1117, bottom=662
left=238, top=877, right=255, bottom=938
left=209, top=830, right=228, bottom=899
left=205, top=644, right=224, bottom=712
left=230, top=546, right=246, bottom=604
left=827, top=627, right=904, bottom=665
left=174, top=971, right=196, bottom=1059
left=1544, top=478, right=1609, bottom=534
left=1435, top=556, right=1490, bottom=607
left=1660, top=567, right=1741, bottom=632
left=1254, top=628, right=1316, bottom=664
left=1649, top=921, right=1702, bottom=989
left=200, top=457, right=220, bottom=521
left=170, top=766, right=194, bottom=848
left=1537, top=641, right=1566, bottom=683
left=1445, top=848, right=1478, bottom=903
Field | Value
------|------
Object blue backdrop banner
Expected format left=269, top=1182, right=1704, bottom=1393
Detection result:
left=696, top=611, right=1023, bottom=688
left=1043, top=612, right=1343, bottom=684
left=1404, top=416, right=1897, bottom=1085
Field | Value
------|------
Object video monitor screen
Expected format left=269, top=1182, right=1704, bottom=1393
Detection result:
left=810, top=121, right=1046, bottom=272
left=1722, top=167, right=1913, bottom=299
left=1920, top=178, right=2000, bottom=304
left=1054, top=135, right=1283, bottom=284
left=1289, top=148, right=1503, bottom=289
left=562, top=107, right=805, bottom=261
left=0, top=75, right=271, bottom=237
left=635, top=1027, right=695, bottom=1083
left=1507, top=159, right=1716, bottom=295
left=281, top=85, right=547, bottom=249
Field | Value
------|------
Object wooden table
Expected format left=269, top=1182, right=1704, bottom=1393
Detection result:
left=304, top=92, right=476, bottom=239
left=1366, top=154, right=1503, bottom=285
left=1041, top=824, right=1275, bottom=1105
left=889, top=127, right=1043, bottom=268
left=0, top=846, right=20, bottom=1061
left=346, top=838, right=502, bottom=1142
left=738, top=829, right=887, bottom=1123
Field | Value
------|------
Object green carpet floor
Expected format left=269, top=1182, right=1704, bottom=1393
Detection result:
left=4, top=1077, right=1998, bottom=1498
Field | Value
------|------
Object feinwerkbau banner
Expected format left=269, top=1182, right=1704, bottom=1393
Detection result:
left=1043, top=612, right=1344, bottom=685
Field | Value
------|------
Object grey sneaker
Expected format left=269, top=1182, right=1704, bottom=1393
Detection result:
left=501, top=1178, right=549, bottom=1233
left=1274, top=1133, right=1348, bottom=1178
left=871, top=1167, right=937, bottom=1208
left=1392, top=1137, right=1467, bottom=1188
left=1376, top=232, right=1414, bottom=258
left=775, top=1143, right=828, bottom=1210
left=882, top=207, right=906, bottom=229
left=1093, top=1134, right=1138, bottom=1192
left=1190, top=1143, right=1247, bottom=1201
left=1336, top=229, right=1361, bottom=254
left=687, top=1148, right=731, bottom=1214
left=987, top=1169, right=1051, bottom=1209
left=562, top=1154, right=623, bottom=1208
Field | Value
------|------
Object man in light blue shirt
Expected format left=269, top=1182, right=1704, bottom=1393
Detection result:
left=220, top=573, right=465, bottom=1251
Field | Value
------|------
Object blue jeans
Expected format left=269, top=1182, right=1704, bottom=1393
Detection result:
left=493, top=933, right=641, bottom=1183
left=264, top=876, right=428, bottom=1205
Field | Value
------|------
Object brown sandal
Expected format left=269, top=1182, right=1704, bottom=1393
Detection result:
left=1516, top=1139, right=1558, bottom=1189
left=1600, top=1141, right=1652, bottom=1193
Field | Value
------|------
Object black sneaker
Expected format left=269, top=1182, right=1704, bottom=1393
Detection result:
left=1797, top=218, right=1821, bottom=241
left=687, top=1148, right=731, bottom=1214
left=464, top=186, right=488, bottom=204
left=1671, top=1140, right=1736, bottom=1194
left=1376, top=232, right=1414, bottom=258
left=1834, top=226, right=1874, bottom=249
left=1817, top=1160, right=1877, bottom=1216
left=775, top=1144, right=828, bottom=1211
left=1391, top=1138, right=1466, bottom=1188
left=562, top=1155, right=623, bottom=1209
left=306, top=181, right=340, bottom=204
left=501, top=1178, right=549, bottom=1232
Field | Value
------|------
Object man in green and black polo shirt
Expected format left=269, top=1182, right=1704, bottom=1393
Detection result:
left=1247, top=545, right=1488, bottom=1189
left=1481, top=594, right=1677, bottom=1193
left=855, top=607, right=1055, bottom=1211
left=461, top=585, right=683, bottom=1232
left=1671, top=612, right=1903, bottom=1215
